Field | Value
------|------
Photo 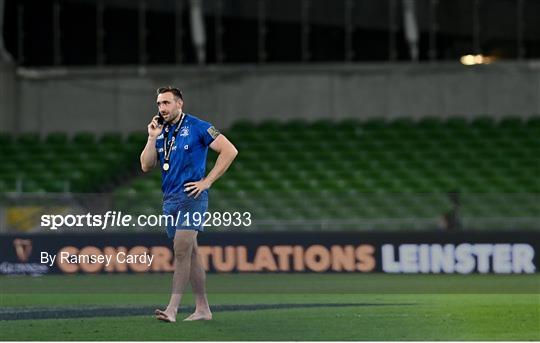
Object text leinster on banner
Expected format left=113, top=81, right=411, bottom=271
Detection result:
left=381, top=244, right=535, bottom=274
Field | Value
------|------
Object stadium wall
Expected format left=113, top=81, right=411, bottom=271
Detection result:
left=3, top=61, right=540, bottom=135
left=0, top=63, right=16, bottom=132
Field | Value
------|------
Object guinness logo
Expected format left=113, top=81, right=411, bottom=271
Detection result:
left=13, top=239, right=32, bottom=262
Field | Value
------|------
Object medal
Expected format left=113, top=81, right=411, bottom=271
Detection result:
left=162, top=113, right=186, bottom=173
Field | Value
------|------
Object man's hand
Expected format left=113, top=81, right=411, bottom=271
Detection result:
left=141, top=116, right=161, bottom=172
left=148, top=115, right=162, bottom=138
left=184, top=178, right=212, bottom=199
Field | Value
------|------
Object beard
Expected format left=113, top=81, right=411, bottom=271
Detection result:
left=165, top=110, right=181, bottom=123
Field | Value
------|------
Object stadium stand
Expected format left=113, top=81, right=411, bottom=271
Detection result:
left=0, top=131, right=146, bottom=193
left=1, top=116, right=538, bottom=230
left=120, top=116, right=539, bottom=230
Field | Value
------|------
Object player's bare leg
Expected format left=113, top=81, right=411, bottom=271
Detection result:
left=155, top=230, right=197, bottom=323
left=184, top=235, right=212, bottom=321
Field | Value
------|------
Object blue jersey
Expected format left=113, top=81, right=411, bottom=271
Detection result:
left=155, top=113, right=220, bottom=197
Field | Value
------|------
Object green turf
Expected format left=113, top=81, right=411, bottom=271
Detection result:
left=2, top=274, right=539, bottom=297
left=1, top=274, right=539, bottom=340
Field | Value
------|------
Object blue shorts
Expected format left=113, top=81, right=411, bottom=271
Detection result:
left=162, top=191, right=208, bottom=239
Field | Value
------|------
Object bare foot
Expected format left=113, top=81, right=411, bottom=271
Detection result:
left=183, top=311, right=212, bottom=321
left=155, top=308, right=177, bottom=323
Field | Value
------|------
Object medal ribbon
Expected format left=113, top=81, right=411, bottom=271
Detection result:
left=162, top=113, right=185, bottom=171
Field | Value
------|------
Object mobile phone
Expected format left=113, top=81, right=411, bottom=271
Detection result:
left=157, top=112, right=165, bottom=125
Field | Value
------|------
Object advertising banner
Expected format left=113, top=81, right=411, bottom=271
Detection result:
left=0, top=232, right=537, bottom=275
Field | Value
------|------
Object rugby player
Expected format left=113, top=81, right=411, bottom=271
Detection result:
left=140, top=86, right=238, bottom=322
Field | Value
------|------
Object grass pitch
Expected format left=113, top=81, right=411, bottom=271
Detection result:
left=0, top=273, right=538, bottom=341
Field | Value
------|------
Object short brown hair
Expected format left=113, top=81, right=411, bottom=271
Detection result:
left=156, top=86, right=183, bottom=100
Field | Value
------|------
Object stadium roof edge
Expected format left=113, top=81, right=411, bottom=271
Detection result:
left=16, top=60, right=540, bottom=81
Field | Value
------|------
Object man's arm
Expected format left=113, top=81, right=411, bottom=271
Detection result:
left=184, top=134, right=238, bottom=198
left=206, top=134, right=238, bottom=184
left=140, top=137, right=158, bottom=172
left=140, top=116, right=161, bottom=172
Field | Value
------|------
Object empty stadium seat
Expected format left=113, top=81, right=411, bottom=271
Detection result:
left=1, top=116, right=538, bottom=229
